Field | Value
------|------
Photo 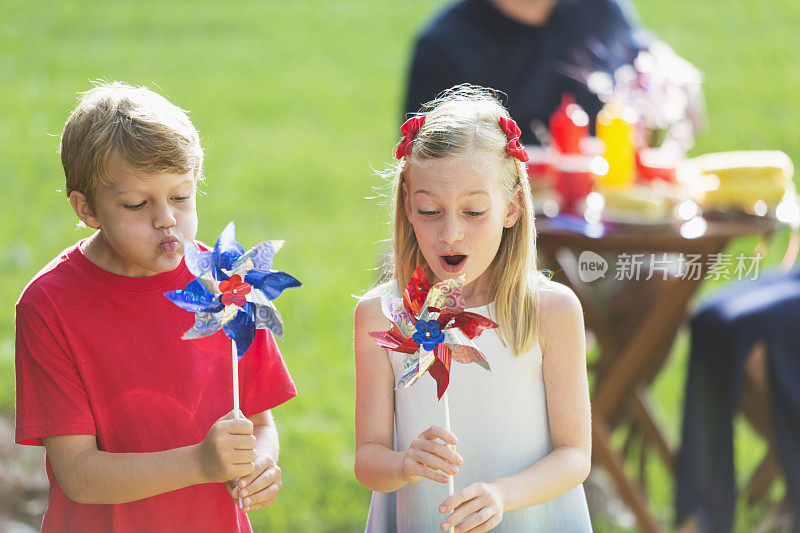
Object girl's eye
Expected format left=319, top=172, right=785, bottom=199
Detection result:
left=123, top=201, right=146, bottom=210
left=172, top=195, right=191, bottom=202
left=466, top=210, right=487, bottom=217
left=417, top=209, right=439, bottom=217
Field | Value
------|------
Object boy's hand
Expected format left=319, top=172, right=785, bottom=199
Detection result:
left=226, top=456, right=282, bottom=512
left=197, top=410, right=256, bottom=483
left=400, top=425, right=462, bottom=484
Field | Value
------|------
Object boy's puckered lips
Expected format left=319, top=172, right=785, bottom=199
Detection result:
left=159, top=235, right=181, bottom=253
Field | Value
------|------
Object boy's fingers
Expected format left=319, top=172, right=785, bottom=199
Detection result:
left=236, top=464, right=261, bottom=489
left=240, top=467, right=279, bottom=498
left=218, top=409, right=239, bottom=422
left=232, top=462, right=256, bottom=479
left=239, top=456, right=276, bottom=488
left=222, top=418, right=254, bottom=435
left=231, top=449, right=258, bottom=465
left=241, top=457, right=278, bottom=485
left=242, top=478, right=281, bottom=509
left=228, top=434, right=256, bottom=450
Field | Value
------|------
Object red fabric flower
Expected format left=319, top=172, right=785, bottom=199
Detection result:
left=395, top=115, right=426, bottom=159
left=498, top=116, right=529, bottom=163
left=218, top=274, right=251, bottom=307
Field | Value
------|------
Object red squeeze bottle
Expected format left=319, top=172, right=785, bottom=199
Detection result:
left=549, top=94, right=589, bottom=154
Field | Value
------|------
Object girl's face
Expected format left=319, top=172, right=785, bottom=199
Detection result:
left=404, top=156, right=521, bottom=301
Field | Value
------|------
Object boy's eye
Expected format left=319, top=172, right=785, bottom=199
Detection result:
left=417, top=209, right=439, bottom=217
left=123, top=201, right=146, bottom=210
left=172, top=195, right=191, bottom=202
left=466, top=210, right=487, bottom=217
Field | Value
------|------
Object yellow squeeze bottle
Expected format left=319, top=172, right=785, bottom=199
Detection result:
left=596, top=99, right=636, bottom=188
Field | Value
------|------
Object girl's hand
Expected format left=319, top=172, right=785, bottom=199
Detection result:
left=226, top=456, right=282, bottom=512
left=400, top=425, right=462, bottom=484
left=439, top=482, right=505, bottom=533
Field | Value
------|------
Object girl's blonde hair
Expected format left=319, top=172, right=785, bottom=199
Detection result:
left=383, top=84, right=547, bottom=355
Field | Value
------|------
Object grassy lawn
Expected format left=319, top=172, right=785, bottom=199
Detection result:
left=1, top=0, right=798, bottom=531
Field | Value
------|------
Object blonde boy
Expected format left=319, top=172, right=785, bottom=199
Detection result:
left=15, top=82, right=296, bottom=532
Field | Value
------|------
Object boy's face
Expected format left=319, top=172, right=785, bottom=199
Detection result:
left=73, top=154, right=198, bottom=277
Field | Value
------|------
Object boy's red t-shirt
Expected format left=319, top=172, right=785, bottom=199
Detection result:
left=15, top=241, right=298, bottom=532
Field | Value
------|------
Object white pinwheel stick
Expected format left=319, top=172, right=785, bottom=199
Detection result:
left=442, top=389, right=455, bottom=533
left=232, top=340, right=240, bottom=418
left=232, top=339, right=244, bottom=508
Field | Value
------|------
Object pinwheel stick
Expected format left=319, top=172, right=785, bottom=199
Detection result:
left=443, top=390, right=455, bottom=533
left=232, top=339, right=243, bottom=508
left=232, top=340, right=240, bottom=418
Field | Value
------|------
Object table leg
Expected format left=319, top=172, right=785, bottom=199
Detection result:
left=593, top=419, right=663, bottom=533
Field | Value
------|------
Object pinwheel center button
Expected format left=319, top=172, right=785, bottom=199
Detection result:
left=219, top=275, right=252, bottom=307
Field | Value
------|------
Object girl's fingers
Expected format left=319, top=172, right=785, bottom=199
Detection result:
left=440, top=484, right=479, bottom=513
left=422, top=425, right=458, bottom=446
left=463, top=514, right=501, bottom=533
left=418, top=439, right=463, bottom=466
left=442, top=497, right=483, bottom=530
left=409, top=449, right=459, bottom=475
left=411, top=462, right=449, bottom=484
left=452, top=507, right=494, bottom=533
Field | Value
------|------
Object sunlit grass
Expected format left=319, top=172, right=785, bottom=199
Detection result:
left=1, top=0, right=797, bottom=530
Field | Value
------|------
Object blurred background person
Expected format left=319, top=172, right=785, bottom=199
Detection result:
left=403, top=0, right=651, bottom=143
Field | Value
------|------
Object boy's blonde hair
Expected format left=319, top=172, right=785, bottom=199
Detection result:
left=385, top=84, right=547, bottom=356
left=60, top=81, right=203, bottom=208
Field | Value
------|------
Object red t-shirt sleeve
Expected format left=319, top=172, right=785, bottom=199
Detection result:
left=238, top=329, right=297, bottom=417
left=15, top=304, right=96, bottom=446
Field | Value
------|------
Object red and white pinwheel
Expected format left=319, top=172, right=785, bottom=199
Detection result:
left=370, top=267, right=498, bottom=399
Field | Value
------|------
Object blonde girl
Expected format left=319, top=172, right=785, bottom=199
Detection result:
left=354, top=85, right=592, bottom=532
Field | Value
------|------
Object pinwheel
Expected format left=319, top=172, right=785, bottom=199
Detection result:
left=370, top=266, right=497, bottom=399
left=369, top=267, right=498, bottom=528
left=165, top=221, right=301, bottom=416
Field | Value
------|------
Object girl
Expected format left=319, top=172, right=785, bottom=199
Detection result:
left=354, top=85, right=592, bottom=533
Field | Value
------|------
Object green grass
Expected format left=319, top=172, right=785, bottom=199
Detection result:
left=1, top=0, right=798, bottom=531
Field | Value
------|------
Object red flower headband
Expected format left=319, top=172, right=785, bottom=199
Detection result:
left=396, top=116, right=426, bottom=159
left=498, top=116, right=529, bottom=163
left=395, top=114, right=529, bottom=163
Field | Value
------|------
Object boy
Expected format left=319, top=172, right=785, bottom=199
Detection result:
left=14, top=82, right=297, bottom=532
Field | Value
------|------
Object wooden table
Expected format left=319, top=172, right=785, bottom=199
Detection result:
left=535, top=214, right=782, bottom=532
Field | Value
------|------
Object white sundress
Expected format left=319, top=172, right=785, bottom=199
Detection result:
left=364, top=283, right=592, bottom=532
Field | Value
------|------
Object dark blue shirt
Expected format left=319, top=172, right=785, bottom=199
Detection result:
left=404, top=0, right=650, bottom=144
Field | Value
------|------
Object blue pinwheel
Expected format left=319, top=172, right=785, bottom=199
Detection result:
left=165, top=221, right=301, bottom=359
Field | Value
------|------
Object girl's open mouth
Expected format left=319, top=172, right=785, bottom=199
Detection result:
left=440, top=254, right=466, bottom=273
